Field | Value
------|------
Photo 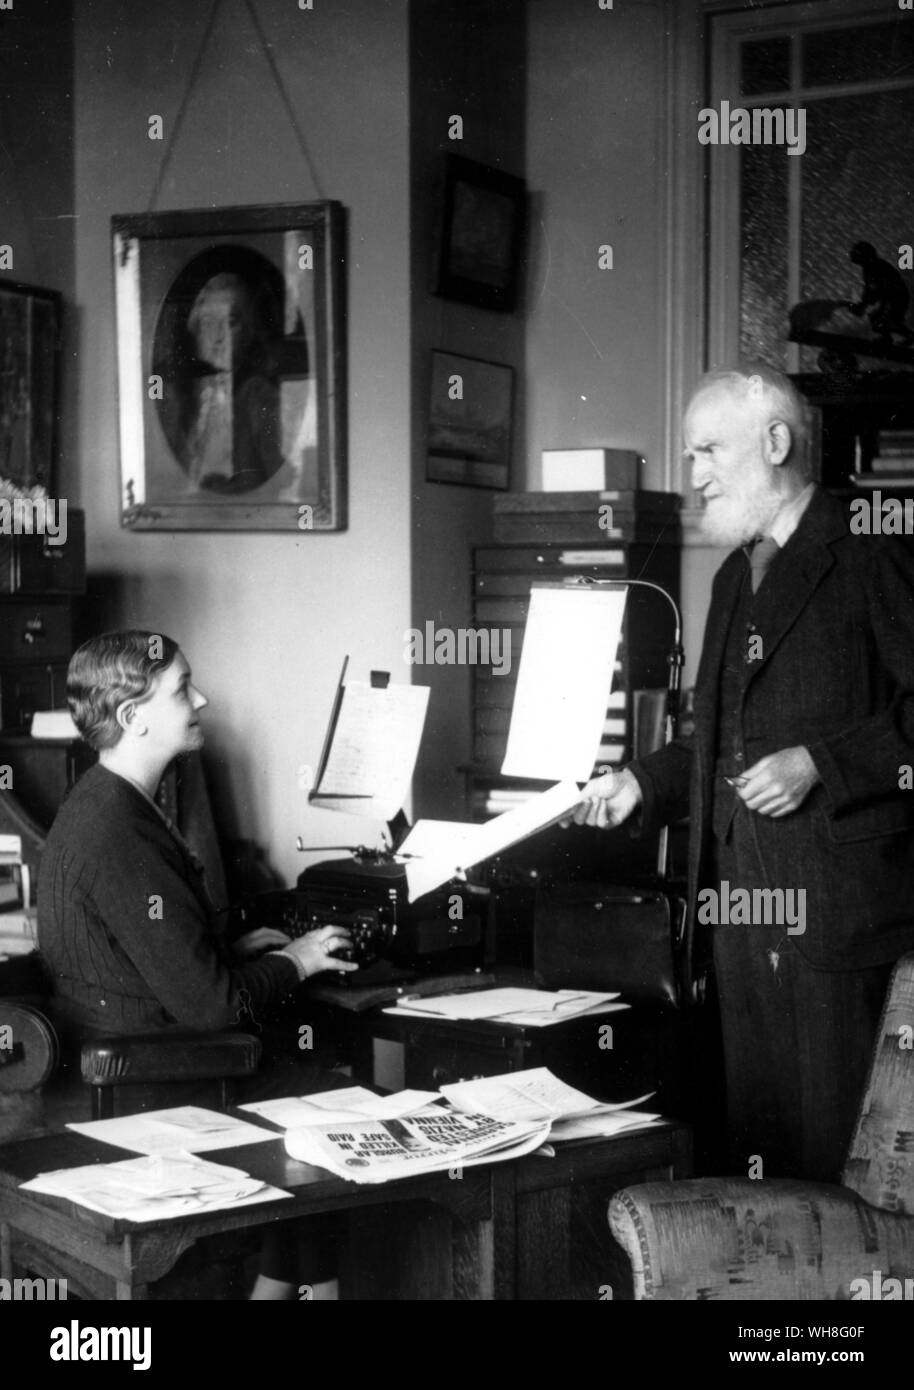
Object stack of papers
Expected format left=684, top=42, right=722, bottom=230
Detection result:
left=384, top=986, right=629, bottom=1027
left=441, top=1068, right=661, bottom=1142
left=19, top=1153, right=290, bottom=1222
left=284, top=1109, right=551, bottom=1185
left=0, top=908, right=38, bottom=958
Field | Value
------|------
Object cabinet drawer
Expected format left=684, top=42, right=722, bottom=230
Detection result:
left=2, top=603, right=72, bottom=662
left=0, top=662, right=69, bottom=729
left=0, top=510, right=85, bottom=595
left=405, top=1040, right=525, bottom=1090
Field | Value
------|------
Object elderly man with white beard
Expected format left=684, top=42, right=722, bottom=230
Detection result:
left=572, top=363, right=914, bottom=1182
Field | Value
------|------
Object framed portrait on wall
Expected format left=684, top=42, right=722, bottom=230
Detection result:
left=435, top=155, right=525, bottom=313
left=0, top=281, right=61, bottom=493
left=112, top=201, right=346, bottom=531
left=427, top=350, right=514, bottom=489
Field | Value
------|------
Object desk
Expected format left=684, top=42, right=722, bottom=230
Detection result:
left=309, top=968, right=685, bottom=1105
left=0, top=1119, right=691, bottom=1300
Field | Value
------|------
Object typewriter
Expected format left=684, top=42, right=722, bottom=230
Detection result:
left=240, top=845, right=490, bottom=983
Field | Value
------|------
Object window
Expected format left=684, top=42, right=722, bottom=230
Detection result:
left=707, top=0, right=914, bottom=374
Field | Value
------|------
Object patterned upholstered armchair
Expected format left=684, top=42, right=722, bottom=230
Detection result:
left=608, top=952, right=914, bottom=1300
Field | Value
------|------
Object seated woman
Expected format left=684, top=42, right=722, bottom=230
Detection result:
left=37, top=629, right=356, bottom=1300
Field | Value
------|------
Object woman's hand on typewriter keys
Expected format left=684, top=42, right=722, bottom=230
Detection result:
left=283, top=925, right=359, bottom=979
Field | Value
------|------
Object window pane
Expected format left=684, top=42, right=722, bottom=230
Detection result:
left=803, top=20, right=914, bottom=88
left=741, top=36, right=791, bottom=96
left=798, top=88, right=914, bottom=369
left=739, top=144, right=790, bottom=369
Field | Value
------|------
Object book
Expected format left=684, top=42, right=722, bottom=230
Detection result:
left=869, top=455, right=914, bottom=473
left=850, top=472, right=914, bottom=488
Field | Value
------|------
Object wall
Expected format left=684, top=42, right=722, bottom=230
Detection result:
left=524, top=0, right=671, bottom=491
left=73, top=0, right=412, bottom=886
left=524, top=0, right=728, bottom=689
left=409, top=0, right=526, bottom=819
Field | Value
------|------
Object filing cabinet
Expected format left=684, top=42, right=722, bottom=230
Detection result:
left=0, top=510, right=85, bottom=729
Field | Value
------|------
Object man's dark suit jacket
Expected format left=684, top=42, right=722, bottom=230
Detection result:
left=630, top=487, right=914, bottom=973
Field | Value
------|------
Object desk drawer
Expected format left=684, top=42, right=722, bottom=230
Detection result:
left=2, top=604, right=72, bottom=663
left=405, top=1038, right=527, bottom=1090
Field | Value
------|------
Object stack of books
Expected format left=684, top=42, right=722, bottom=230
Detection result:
left=851, top=429, right=914, bottom=487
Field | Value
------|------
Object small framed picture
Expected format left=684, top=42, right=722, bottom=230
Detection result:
left=112, top=201, right=346, bottom=531
left=0, top=281, right=62, bottom=492
left=435, top=155, right=525, bottom=313
left=427, top=350, right=514, bottom=490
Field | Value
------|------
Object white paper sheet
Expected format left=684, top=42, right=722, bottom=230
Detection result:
left=549, top=1112, right=662, bottom=1142
left=239, top=1088, right=440, bottom=1129
left=67, top=1106, right=279, bottom=1155
left=310, top=680, right=430, bottom=821
left=394, top=986, right=619, bottom=1022
left=401, top=780, right=583, bottom=901
left=502, top=585, right=627, bottom=781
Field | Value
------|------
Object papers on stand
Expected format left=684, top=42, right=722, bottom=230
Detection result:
left=309, top=679, right=430, bottom=822
left=240, top=1087, right=440, bottom=1130
left=20, top=1153, right=290, bottom=1222
left=384, top=985, right=627, bottom=1027
left=67, top=1106, right=280, bottom=1155
left=400, top=780, right=584, bottom=902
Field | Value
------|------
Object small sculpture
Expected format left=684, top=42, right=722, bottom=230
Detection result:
left=848, top=241, right=914, bottom=345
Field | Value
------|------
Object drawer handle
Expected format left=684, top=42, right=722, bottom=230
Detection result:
left=23, top=616, right=45, bottom=645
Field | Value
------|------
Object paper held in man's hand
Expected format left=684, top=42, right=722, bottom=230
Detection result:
left=501, top=584, right=628, bottom=781
left=400, top=779, right=583, bottom=901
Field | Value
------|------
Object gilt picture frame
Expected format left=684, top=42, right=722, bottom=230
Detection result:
left=112, top=201, right=346, bottom=531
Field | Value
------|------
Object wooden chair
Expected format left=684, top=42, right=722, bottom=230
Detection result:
left=608, top=951, right=914, bottom=1300
left=0, top=774, right=260, bottom=1135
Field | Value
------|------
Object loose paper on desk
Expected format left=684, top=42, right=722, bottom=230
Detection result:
left=401, top=780, right=583, bottom=901
left=502, top=584, right=627, bottom=781
left=440, top=1068, right=654, bottom=1124
left=392, top=985, right=620, bottom=1022
left=68, top=1106, right=279, bottom=1155
left=309, top=680, right=430, bottom=821
left=20, top=1154, right=290, bottom=1222
left=240, top=1087, right=440, bottom=1129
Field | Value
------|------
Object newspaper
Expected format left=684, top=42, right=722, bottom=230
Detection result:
left=284, top=1107, right=551, bottom=1184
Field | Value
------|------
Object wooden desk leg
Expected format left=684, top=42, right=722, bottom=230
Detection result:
left=514, top=1187, right=573, bottom=1301
left=490, top=1166, right=516, bottom=1301
left=1, top=1222, right=11, bottom=1281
